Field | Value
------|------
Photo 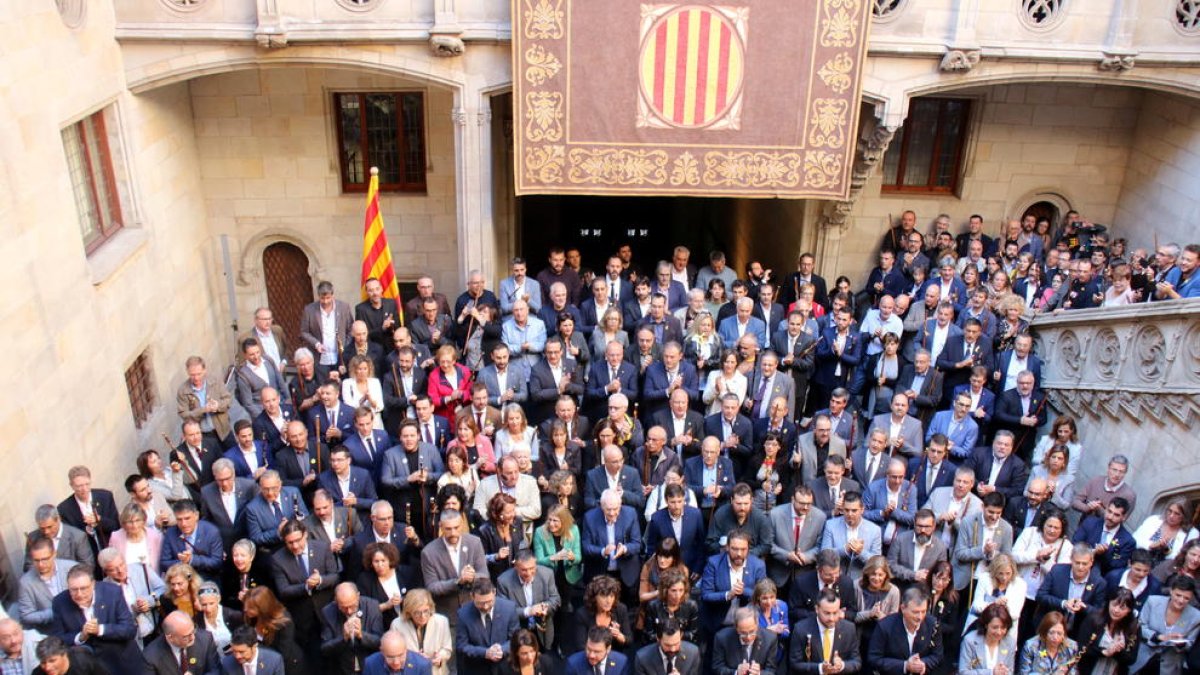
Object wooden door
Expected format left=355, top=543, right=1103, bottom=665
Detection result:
left=262, top=242, right=313, bottom=349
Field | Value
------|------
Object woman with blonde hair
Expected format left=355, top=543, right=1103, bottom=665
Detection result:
left=855, top=555, right=900, bottom=656
left=965, top=553, right=1026, bottom=636
left=341, top=354, right=384, bottom=426
left=590, top=308, right=629, bottom=362
left=159, top=562, right=202, bottom=618
left=390, top=588, right=453, bottom=675
left=494, top=403, right=537, bottom=461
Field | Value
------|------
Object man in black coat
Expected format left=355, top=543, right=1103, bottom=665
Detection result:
left=789, top=550, right=860, bottom=626
left=271, top=519, right=340, bottom=653
left=319, top=583, right=385, bottom=675
left=141, top=611, right=221, bottom=675
left=790, top=589, right=861, bottom=674
left=712, top=608, right=779, bottom=675
left=57, top=466, right=120, bottom=563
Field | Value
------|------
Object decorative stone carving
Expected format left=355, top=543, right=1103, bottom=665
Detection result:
left=940, top=49, right=981, bottom=72
left=477, top=109, right=493, bottom=127
left=819, top=123, right=895, bottom=231
left=255, top=0, right=287, bottom=49
left=430, top=35, right=466, bottom=57
left=1048, top=389, right=1200, bottom=427
left=54, top=0, right=86, bottom=28
left=1056, top=330, right=1083, bottom=379
left=1132, top=325, right=1167, bottom=382
left=1092, top=328, right=1121, bottom=381
left=1098, top=54, right=1136, bottom=71
left=451, top=108, right=468, bottom=127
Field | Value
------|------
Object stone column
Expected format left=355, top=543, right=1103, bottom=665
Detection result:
left=452, top=86, right=498, bottom=284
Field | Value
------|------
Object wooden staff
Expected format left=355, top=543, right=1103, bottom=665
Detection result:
left=162, top=433, right=197, bottom=484
left=887, top=213, right=897, bottom=250
left=1015, top=394, right=1049, bottom=452
left=314, top=416, right=323, bottom=474
left=710, top=460, right=722, bottom=523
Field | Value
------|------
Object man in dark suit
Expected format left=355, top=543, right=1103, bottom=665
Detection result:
left=527, top=336, right=585, bottom=425
left=992, top=371, right=1047, bottom=461
left=305, top=489, right=361, bottom=577
left=58, top=466, right=121, bottom=567
left=362, top=631, right=432, bottom=675
left=408, top=297, right=454, bottom=350
left=565, top=627, right=629, bottom=675
left=935, top=319, right=994, bottom=407
left=1071, top=497, right=1136, bottom=576
left=649, top=264, right=690, bottom=314
left=455, top=578, right=520, bottom=675
left=645, top=484, right=707, bottom=574
left=812, top=309, right=863, bottom=407
left=966, top=431, right=1029, bottom=502
left=319, top=583, right=385, bottom=674
left=703, top=394, right=754, bottom=475
left=787, top=550, right=860, bottom=626
left=273, top=420, right=331, bottom=501
left=342, top=407, right=391, bottom=480
left=252, top=386, right=296, bottom=456
left=790, top=589, right=861, bottom=674
left=31, top=637, right=110, bottom=675
left=751, top=283, right=786, bottom=335
left=299, top=281, right=354, bottom=381
left=713, top=608, right=779, bottom=675
left=865, top=250, right=908, bottom=306
left=537, top=395, right=591, bottom=452
left=706, top=483, right=774, bottom=558
left=581, top=491, right=643, bottom=590
left=584, top=445, right=646, bottom=512
left=782, top=252, right=830, bottom=310
left=586, top=341, right=640, bottom=423
left=235, top=338, right=289, bottom=418
left=641, top=342, right=699, bottom=418
left=622, top=279, right=654, bottom=337
left=651, top=389, right=704, bottom=460
left=808, top=456, right=860, bottom=517
left=993, top=334, right=1043, bottom=394
left=772, top=312, right=818, bottom=421
left=271, top=519, right=340, bottom=646
left=243, top=470, right=309, bottom=554
left=633, top=620, right=700, bottom=675
left=1004, top=476, right=1053, bottom=533
left=951, top=368, right=997, bottom=430
left=866, top=587, right=943, bottom=675
left=379, top=420, right=445, bottom=536
left=159, top=499, right=225, bottom=579
left=404, top=276, right=452, bottom=323
left=224, top=420, right=274, bottom=480
left=411, top=396, right=453, bottom=452
left=380, top=345, right=427, bottom=431
left=317, top=446, right=378, bottom=523
left=896, top=350, right=943, bottom=426
left=456, top=384, right=503, bottom=438
left=537, top=280, right=584, bottom=336
left=906, top=435, right=956, bottom=508
left=684, top=438, right=736, bottom=519
left=141, top=611, right=221, bottom=675
left=698, top=530, right=768, bottom=638
left=356, top=277, right=401, bottom=350
left=223, top=625, right=286, bottom=675
left=307, top=383, right=356, bottom=448
left=49, top=565, right=141, bottom=674
left=630, top=427, right=682, bottom=497
left=1104, top=549, right=1162, bottom=613
left=1034, top=543, right=1108, bottom=634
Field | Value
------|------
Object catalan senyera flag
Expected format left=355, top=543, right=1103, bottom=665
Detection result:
left=360, top=166, right=402, bottom=321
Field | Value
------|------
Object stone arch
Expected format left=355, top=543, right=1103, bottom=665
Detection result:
left=1009, top=189, right=1076, bottom=228
left=237, top=229, right=326, bottom=290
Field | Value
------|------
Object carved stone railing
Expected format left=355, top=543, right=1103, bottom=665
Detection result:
left=1030, top=300, right=1200, bottom=519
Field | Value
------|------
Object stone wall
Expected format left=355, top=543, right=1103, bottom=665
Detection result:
left=835, top=82, right=1144, bottom=284
left=1031, top=301, right=1200, bottom=522
left=0, top=5, right=224, bottom=589
left=1113, top=92, right=1200, bottom=253
left=189, top=67, right=460, bottom=334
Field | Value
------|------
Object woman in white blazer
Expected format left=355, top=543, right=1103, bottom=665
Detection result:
left=390, top=588, right=453, bottom=675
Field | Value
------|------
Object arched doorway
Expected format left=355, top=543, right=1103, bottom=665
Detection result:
left=262, top=242, right=313, bottom=347
left=1022, top=200, right=1061, bottom=230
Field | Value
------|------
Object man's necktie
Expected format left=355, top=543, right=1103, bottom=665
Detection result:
left=666, top=655, right=675, bottom=673
left=179, top=647, right=188, bottom=674
left=272, top=501, right=284, bottom=523
left=823, top=627, right=833, bottom=662
left=754, top=376, right=769, bottom=416
left=366, top=437, right=376, bottom=462
left=866, top=455, right=878, bottom=482
left=794, top=517, right=803, bottom=545
left=297, top=554, right=308, bottom=578
left=481, top=613, right=490, bottom=637
left=475, top=412, right=483, bottom=430
left=423, top=424, right=433, bottom=445
left=926, top=466, right=936, bottom=494
left=592, top=664, right=601, bottom=675
left=330, top=409, right=337, bottom=428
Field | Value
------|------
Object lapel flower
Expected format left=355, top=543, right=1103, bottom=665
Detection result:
left=189, top=657, right=197, bottom=664
left=1038, top=649, right=1048, bottom=658
left=310, top=458, right=317, bottom=465
left=1085, top=584, right=1093, bottom=592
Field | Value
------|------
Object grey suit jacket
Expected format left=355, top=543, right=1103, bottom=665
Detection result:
left=951, top=511, right=1013, bottom=591
left=767, top=503, right=827, bottom=585
left=235, top=358, right=287, bottom=418
left=1137, top=594, right=1200, bottom=675
left=477, top=362, right=531, bottom=408
left=747, top=372, right=796, bottom=420
left=19, top=560, right=76, bottom=629
left=867, top=413, right=925, bottom=458
left=793, top=432, right=847, bottom=485
left=924, top=487, right=982, bottom=550
left=958, top=631, right=1017, bottom=675
left=220, top=647, right=285, bottom=675
left=885, top=530, right=949, bottom=583
left=496, top=565, right=563, bottom=647
left=420, top=535, right=488, bottom=620
left=821, top=517, right=882, bottom=582
left=299, top=300, right=354, bottom=356
left=26, top=523, right=94, bottom=572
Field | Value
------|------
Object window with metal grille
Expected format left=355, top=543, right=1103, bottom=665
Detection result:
left=125, top=351, right=157, bottom=429
left=881, top=97, right=971, bottom=195
left=62, top=109, right=124, bottom=254
left=334, top=92, right=427, bottom=193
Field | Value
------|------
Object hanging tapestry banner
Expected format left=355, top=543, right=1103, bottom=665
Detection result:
left=512, top=0, right=872, bottom=199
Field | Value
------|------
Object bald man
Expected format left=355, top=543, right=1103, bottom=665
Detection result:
left=141, top=611, right=220, bottom=675
left=363, top=631, right=432, bottom=675
left=319, top=582, right=384, bottom=675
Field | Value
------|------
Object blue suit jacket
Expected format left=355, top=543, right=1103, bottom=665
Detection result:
left=1072, top=516, right=1136, bottom=575
left=244, top=488, right=309, bottom=549
left=820, top=517, right=883, bottom=578
left=221, top=647, right=286, bottom=675
left=306, top=403, right=356, bottom=442
left=1104, top=567, right=1161, bottom=612
left=565, top=650, right=628, bottom=675
left=582, top=465, right=645, bottom=512
left=1035, top=564, right=1107, bottom=627
left=698, top=552, right=768, bottom=634
left=641, top=360, right=700, bottom=416
left=863, top=479, right=919, bottom=534
left=905, top=457, right=956, bottom=508
left=456, top=596, right=520, bottom=669
left=913, top=319, right=964, bottom=360
left=223, top=441, right=274, bottom=478
left=252, top=404, right=296, bottom=454
left=683, top=455, right=736, bottom=508
left=867, top=614, right=943, bottom=675
left=316, top=466, right=378, bottom=517
left=718, top=315, right=768, bottom=349
left=159, top=520, right=225, bottom=577
left=645, top=506, right=707, bottom=574
left=813, top=327, right=863, bottom=389
left=340, top=430, right=392, bottom=479
left=362, top=649, right=432, bottom=675
left=584, top=360, right=640, bottom=409
left=50, top=582, right=141, bottom=673
left=651, top=281, right=690, bottom=312
left=950, top=384, right=996, bottom=428
left=966, top=447, right=1029, bottom=501
left=924, top=410, right=979, bottom=461
left=702, top=413, right=754, bottom=467
left=994, top=350, right=1044, bottom=393
left=580, top=506, right=643, bottom=588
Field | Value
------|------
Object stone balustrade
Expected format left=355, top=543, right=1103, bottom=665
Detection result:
left=1030, top=299, right=1200, bottom=520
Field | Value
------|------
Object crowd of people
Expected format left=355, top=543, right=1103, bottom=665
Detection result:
left=4, top=211, right=1199, bottom=674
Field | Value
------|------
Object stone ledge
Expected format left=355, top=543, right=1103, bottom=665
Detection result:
left=87, top=228, right=150, bottom=287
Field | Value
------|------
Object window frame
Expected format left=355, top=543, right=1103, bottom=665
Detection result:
left=124, top=350, right=157, bottom=429
left=65, top=110, right=125, bottom=254
left=881, top=97, right=971, bottom=196
left=333, top=91, right=428, bottom=194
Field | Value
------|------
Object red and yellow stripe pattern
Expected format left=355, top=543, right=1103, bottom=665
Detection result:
left=640, top=6, right=745, bottom=128
left=360, top=167, right=402, bottom=319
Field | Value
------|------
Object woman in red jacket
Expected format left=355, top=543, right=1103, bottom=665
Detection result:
left=427, top=344, right=472, bottom=422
